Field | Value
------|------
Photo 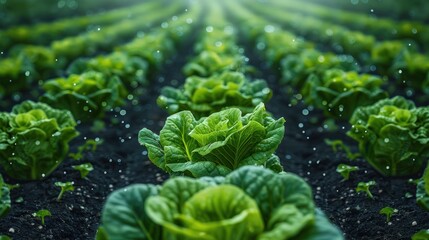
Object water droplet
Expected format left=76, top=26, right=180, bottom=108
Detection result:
left=302, top=109, right=309, bottom=116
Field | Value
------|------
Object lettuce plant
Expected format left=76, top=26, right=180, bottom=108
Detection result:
left=417, top=163, right=429, bottom=211
left=0, top=101, right=79, bottom=180
left=0, top=174, right=11, bottom=219
left=280, top=49, right=358, bottom=89
left=98, top=166, right=343, bottom=240
left=41, top=71, right=127, bottom=121
left=157, top=72, right=272, bottom=118
left=0, top=58, right=33, bottom=97
left=139, top=103, right=285, bottom=177
left=302, top=69, right=388, bottom=119
left=67, top=52, right=148, bottom=89
left=348, top=96, right=429, bottom=176
left=370, top=41, right=406, bottom=73
left=392, top=51, right=429, bottom=94
left=183, top=50, right=245, bottom=77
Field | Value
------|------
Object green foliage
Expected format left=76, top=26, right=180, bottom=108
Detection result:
left=302, top=69, right=388, bottom=119
left=412, top=229, right=429, bottom=240
left=280, top=49, right=358, bottom=90
left=72, top=163, right=94, bottom=179
left=41, top=71, right=127, bottom=121
left=69, top=138, right=103, bottom=160
left=33, top=209, right=51, bottom=225
left=67, top=52, right=148, bottom=89
left=356, top=181, right=376, bottom=199
left=99, top=166, right=343, bottom=240
left=139, top=103, right=285, bottom=177
left=336, top=164, right=359, bottom=181
left=0, top=101, right=79, bottom=180
left=416, top=162, right=429, bottom=211
left=55, top=181, right=75, bottom=202
left=118, top=33, right=175, bottom=70
left=392, top=51, right=429, bottom=93
left=348, top=96, right=429, bottom=176
left=0, top=174, right=11, bottom=219
left=0, top=57, right=32, bottom=97
left=157, top=72, right=272, bottom=118
left=183, top=51, right=245, bottom=77
left=379, top=207, right=397, bottom=222
left=371, top=41, right=406, bottom=72
left=0, top=235, right=11, bottom=240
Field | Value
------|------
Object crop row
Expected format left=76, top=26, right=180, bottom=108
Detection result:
left=0, top=0, right=160, bottom=50
left=243, top=0, right=429, bottom=98
left=304, top=0, right=429, bottom=23
left=267, top=0, right=429, bottom=51
left=0, top=1, right=185, bottom=101
left=226, top=0, right=429, bottom=237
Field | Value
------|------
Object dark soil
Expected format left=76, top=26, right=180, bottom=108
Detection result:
left=1, top=28, right=428, bottom=240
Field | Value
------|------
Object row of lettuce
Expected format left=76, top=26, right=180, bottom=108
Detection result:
left=266, top=0, right=429, bottom=52
left=0, top=0, right=160, bottom=50
left=0, top=0, right=183, bottom=99
left=242, top=0, right=429, bottom=98
left=0, top=2, right=200, bottom=239
left=227, top=0, right=429, bottom=238
left=97, top=1, right=345, bottom=239
left=0, top=0, right=145, bottom=29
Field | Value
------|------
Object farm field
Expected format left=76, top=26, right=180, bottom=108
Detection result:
left=0, top=0, right=428, bottom=239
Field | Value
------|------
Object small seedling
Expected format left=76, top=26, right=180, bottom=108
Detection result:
left=72, top=163, right=94, bottom=179
left=69, top=138, right=103, bottom=160
left=336, top=164, right=359, bottom=181
left=356, top=180, right=376, bottom=199
left=55, top=181, right=75, bottom=202
left=33, top=209, right=51, bottom=225
left=325, top=139, right=360, bottom=160
left=379, top=207, right=397, bottom=222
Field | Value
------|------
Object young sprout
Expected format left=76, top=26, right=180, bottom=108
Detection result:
left=336, top=164, right=359, bottom=181
left=72, top=163, right=94, bottom=179
left=379, top=207, right=397, bottom=222
left=69, top=138, right=103, bottom=160
left=356, top=180, right=376, bottom=199
left=55, top=181, right=75, bottom=202
left=33, top=209, right=51, bottom=225
left=325, top=139, right=360, bottom=160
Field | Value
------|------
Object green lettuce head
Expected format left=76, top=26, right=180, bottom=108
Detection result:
left=139, top=103, right=285, bottom=177
left=348, top=96, right=429, bottom=176
left=41, top=71, right=127, bottom=121
left=98, top=166, right=343, bottom=240
left=302, top=69, right=387, bottom=119
left=0, top=101, right=79, bottom=180
left=157, top=72, right=272, bottom=118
